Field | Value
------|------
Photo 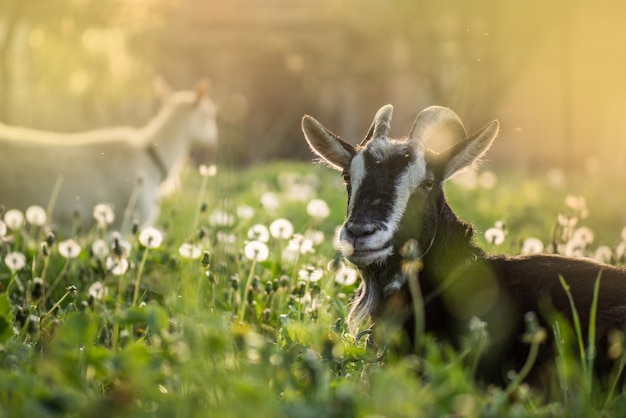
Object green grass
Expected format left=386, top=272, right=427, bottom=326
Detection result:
left=1, top=161, right=626, bottom=417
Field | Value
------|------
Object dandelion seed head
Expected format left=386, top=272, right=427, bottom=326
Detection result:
left=88, top=281, right=108, bottom=300
left=521, top=237, right=544, bottom=255
left=260, top=192, right=280, bottom=213
left=557, top=213, right=578, bottom=228
left=298, top=266, right=324, bottom=282
left=0, top=220, right=6, bottom=237
left=304, top=229, right=324, bottom=246
left=484, top=227, right=505, bottom=245
left=269, top=218, right=294, bottom=239
left=91, top=239, right=109, bottom=258
left=594, top=246, right=613, bottom=264
left=247, top=224, right=270, bottom=243
left=209, top=209, right=235, bottom=227
left=4, top=209, right=24, bottom=230
left=335, top=266, right=358, bottom=286
left=25, top=205, right=47, bottom=226
left=139, top=226, right=163, bottom=249
left=178, top=243, right=202, bottom=259
left=236, top=205, right=255, bottom=219
left=93, top=203, right=115, bottom=226
left=199, top=164, right=217, bottom=177
left=58, top=239, right=82, bottom=259
left=564, top=238, right=586, bottom=258
left=621, top=227, right=626, bottom=243
left=244, top=241, right=269, bottom=262
left=306, top=198, right=330, bottom=219
left=216, top=231, right=236, bottom=244
left=572, top=226, right=594, bottom=245
left=106, top=256, right=129, bottom=275
left=4, top=252, right=26, bottom=272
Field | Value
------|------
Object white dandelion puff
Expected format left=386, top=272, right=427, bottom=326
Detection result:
left=244, top=241, right=269, bottom=262
left=298, top=266, right=324, bottom=282
left=209, top=209, right=235, bottom=227
left=106, top=256, right=129, bottom=275
left=0, top=220, right=6, bottom=237
left=139, top=226, right=163, bottom=249
left=91, top=239, right=109, bottom=258
left=485, top=227, right=505, bottom=245
left=93, top=203, right=115, bottom=226
left=572, top=226, right=594, bottom=245
left=307, top=199, right=330, bottom=219
left=304, top=229, right=325, bottom=246
left=199, top=164, right=217, bottom=177
left=247, top=224, right=270, bottom=243
left=335, top=266, right=358, bottom=286
left=25, top=205, right=47, bottom=226
left=594, top=246, right=613, bottom=264
left=178, top=243, right=202, bottom=259
left=521, top=238, right=544, bottom=255
left=621, top=227, right=626, bottom=243
left=236, top=205, right=255, bottom=220
left=4, top=252, right=26, bottom=272
left=269, top=218, right=294, bottom=240
left=88, top=281, right=108, bottom=300
left=58, top=239, right=82, bottom=259
left=4, top=209, right=24, bottom=230
left=260, top=192, right=280, bottom=213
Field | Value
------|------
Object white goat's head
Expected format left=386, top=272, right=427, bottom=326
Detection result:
left=167, top=81, right=219, bottom=147
left=302, top=105, right=499, bottom=267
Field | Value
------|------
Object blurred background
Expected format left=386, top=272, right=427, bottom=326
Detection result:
left=1, top=0, right=626, bottom=172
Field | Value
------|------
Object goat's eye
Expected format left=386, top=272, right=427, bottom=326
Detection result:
left=420, top=180, right=434, bottom=191
left=342, top=172, right=351, bottom=184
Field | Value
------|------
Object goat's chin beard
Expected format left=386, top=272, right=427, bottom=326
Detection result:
left=344, top=245, right=394, bottom=267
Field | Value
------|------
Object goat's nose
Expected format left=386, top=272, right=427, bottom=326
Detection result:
left=345, top=222, right=376, bottom=239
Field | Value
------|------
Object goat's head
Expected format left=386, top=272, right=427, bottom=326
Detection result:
left=302, top=105, right=499, bottom=268
left=168, top=81, right=219, bottom=147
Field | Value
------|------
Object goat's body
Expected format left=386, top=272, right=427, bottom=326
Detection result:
left=0, top=88, right=217, bottom=231
left=0, top=135, right=160, bottom=228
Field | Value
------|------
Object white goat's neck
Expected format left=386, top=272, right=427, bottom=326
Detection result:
left=139, top=96, right=198, bottom=175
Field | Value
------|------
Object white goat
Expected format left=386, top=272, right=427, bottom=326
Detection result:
left=0, top=82, right=217, bottom=232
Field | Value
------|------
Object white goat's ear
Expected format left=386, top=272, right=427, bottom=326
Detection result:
left=302, top=115, right=355, bottom=170
left=194, top=79, right=211, bottom=104
left=440, top=120, right=499, bottom=180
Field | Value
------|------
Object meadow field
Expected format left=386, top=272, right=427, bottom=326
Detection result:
left=1, top=161, right=626, bottom=417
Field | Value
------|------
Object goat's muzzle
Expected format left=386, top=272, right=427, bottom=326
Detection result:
left=340, top=222, right=393, bottom=266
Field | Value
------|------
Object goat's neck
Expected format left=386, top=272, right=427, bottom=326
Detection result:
left=140, top=105, right=194, bottom=173
left=421, top=201, right=484, bottom=290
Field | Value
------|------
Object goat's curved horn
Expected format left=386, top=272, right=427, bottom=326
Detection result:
left=408, top=106, right=467, bottom=144
left=360, top=104, right=393, bottom=146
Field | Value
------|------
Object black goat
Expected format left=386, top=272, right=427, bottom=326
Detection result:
left=302, top=104, right=626, bottom=385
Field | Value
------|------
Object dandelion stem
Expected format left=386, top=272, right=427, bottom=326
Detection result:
left=192, top=168, right=211, bottom=232
left=505, top=337, right=540, bottom=397
left=132, top=248, right=150, bottom=305
left=558, top=275, right=586, bottom=372
left=43, top=290, right=72, bottom=318
left=46, top=258, right=70, bottom=297
left=45, top=175, right=64, bottom=225
left=239, top=260, right=256, bottom=322
left=121, top=177, right=143, bottom=235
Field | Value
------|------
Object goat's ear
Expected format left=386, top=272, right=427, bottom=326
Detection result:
left=302, top=116, right=355, bottom=170
left=440, top=120, right=499, bottom=180
left=194, top=79, right=211, bottom=104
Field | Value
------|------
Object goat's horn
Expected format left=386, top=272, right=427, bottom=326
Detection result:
left=360, top=104, right=393, bottom=146
left=408, top=106, right=467, bottom=144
